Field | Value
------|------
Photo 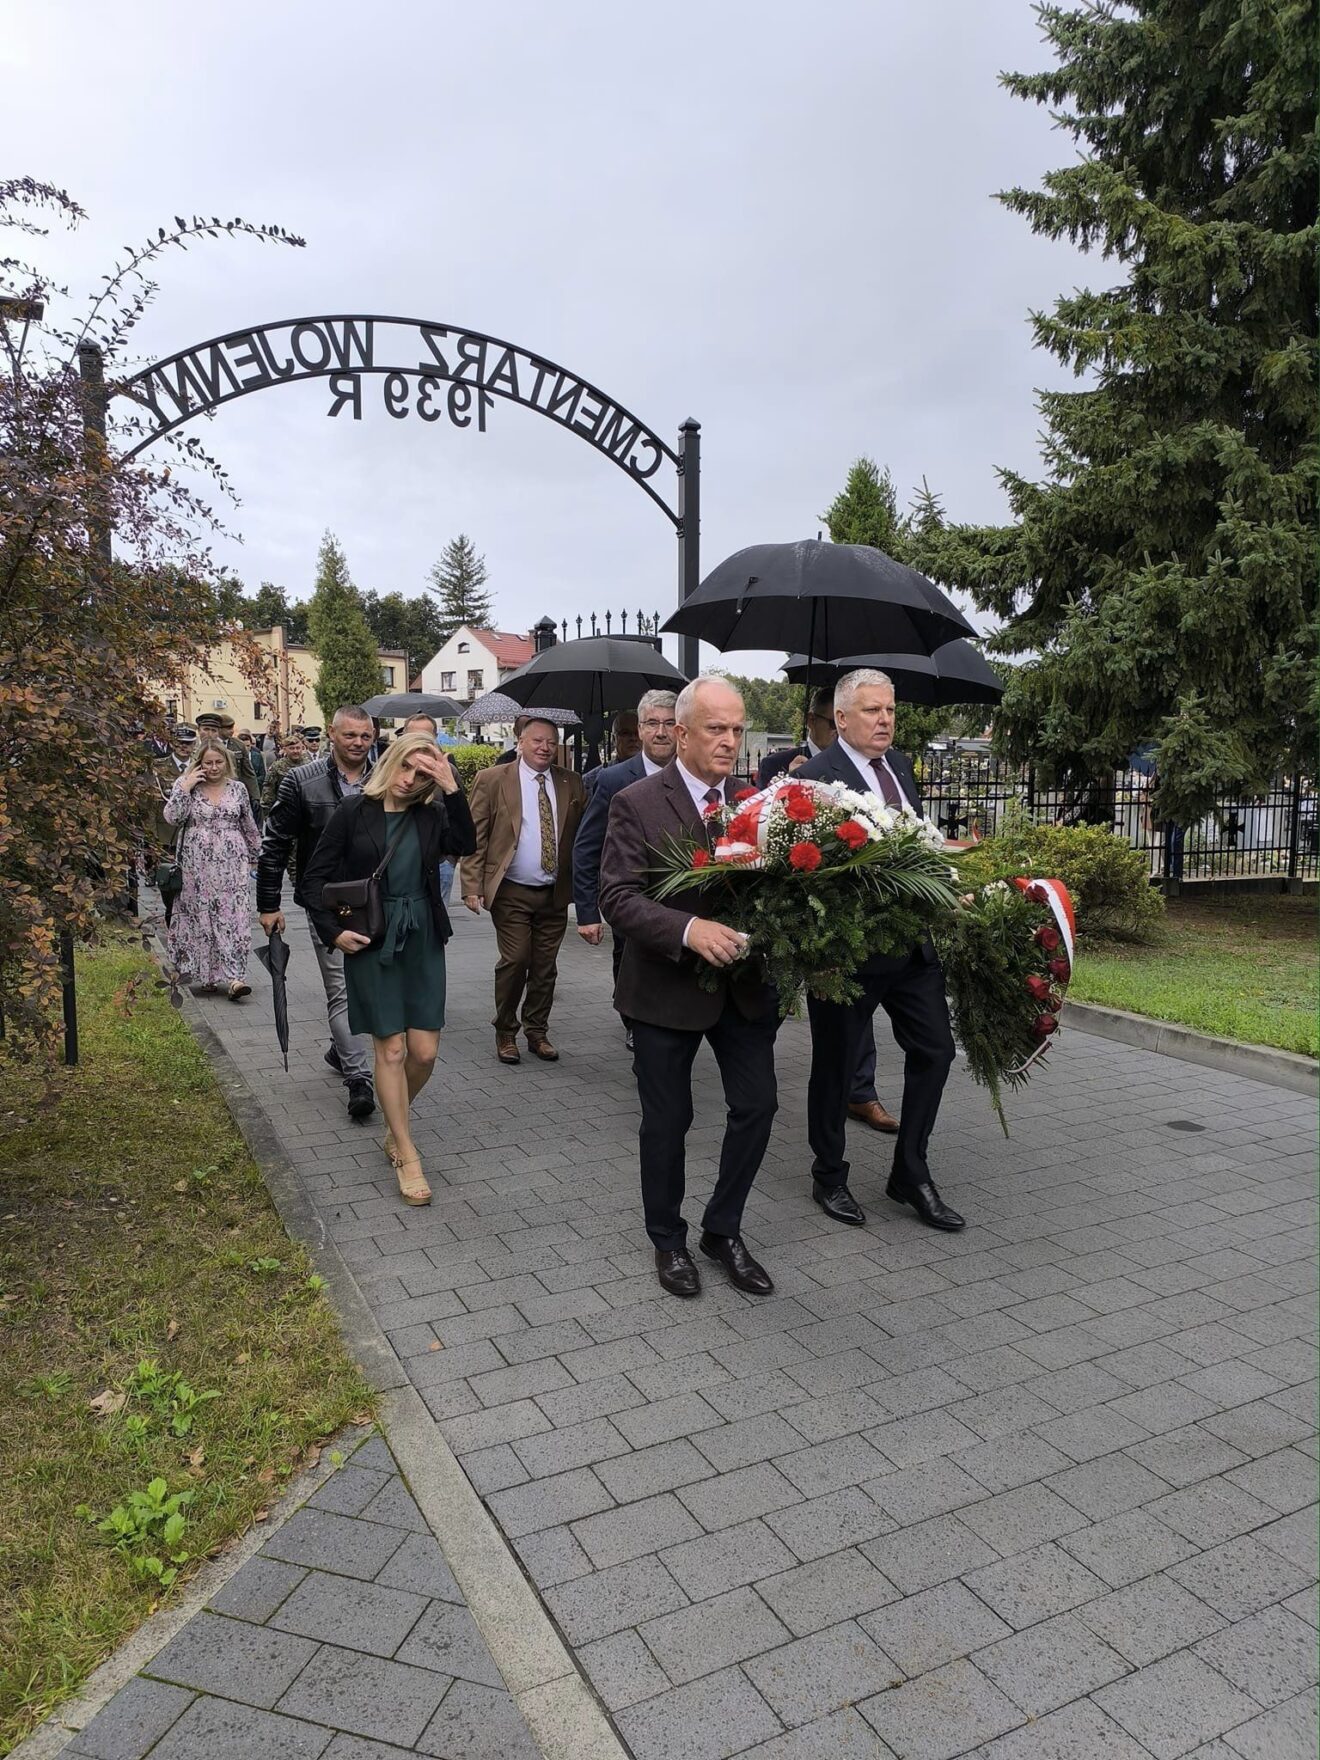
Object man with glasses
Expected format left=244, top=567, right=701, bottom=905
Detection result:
left=573, top=689, right=679, bottom=1052
left=256, top=704, right=378, bottom=1120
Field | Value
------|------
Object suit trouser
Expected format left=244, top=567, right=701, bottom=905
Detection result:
left=307, top=921, right=372, bottom=1083
left=851, top=1020, right=878, bottom=1104
left=489, top=880, right=569, bottom=1036
left=807, top=949, right=955, bottom=1191
left=631, top=997, right=780, bottom=1251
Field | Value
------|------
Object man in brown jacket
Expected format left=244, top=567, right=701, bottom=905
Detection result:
left=599, top=677, right=779, bottom=1300
left=461, top=716, right=586, bottom=1064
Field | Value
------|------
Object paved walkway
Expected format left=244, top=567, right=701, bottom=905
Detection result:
left=64, top=1432, right=540, bottom=1760
left=80, top=903, right=1319, bottom=1758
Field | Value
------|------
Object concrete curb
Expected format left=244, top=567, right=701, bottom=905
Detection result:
left=174, top=976, right=631, bottom=1760
left=1064, top=999, right=1319, bottom=1097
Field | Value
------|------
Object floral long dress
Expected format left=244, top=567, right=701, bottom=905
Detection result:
left=163, top=779, right=262, bottom=986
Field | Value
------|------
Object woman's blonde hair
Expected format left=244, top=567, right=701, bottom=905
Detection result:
left=363, top=731, right=441, bottom=803
left=186, top=739, right=237, bottom=780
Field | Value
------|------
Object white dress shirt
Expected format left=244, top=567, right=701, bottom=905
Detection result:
left=506, top=759, right=560, bottom=886
left=642, top=753, right=663, bottom=776
left=837, top=739, right=915, bottom=812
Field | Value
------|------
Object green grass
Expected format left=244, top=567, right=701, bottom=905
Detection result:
left=1069, top=893, right=1318, bottom=1057
left=0, top=936, right=371, bottom=1755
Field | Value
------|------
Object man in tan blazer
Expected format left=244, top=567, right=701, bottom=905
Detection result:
left=461, top=716, right=586, bottom=1064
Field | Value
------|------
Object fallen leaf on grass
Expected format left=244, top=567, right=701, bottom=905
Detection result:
left=253, top=1507, right=270, bottom=1523
left=186, top=1446, right=205, bottom=1468
left=351, top=1411, right=373, bottom=1427
left=256, top=1466, right=276, bottom=1484
left=88, top=1389, right=127, bottom=1418
left=166, top=1319, right=180, bottom=1341
left=234, top=1352, right=250, bottom=1365
left=172, top=1180, right=188, bottom=1193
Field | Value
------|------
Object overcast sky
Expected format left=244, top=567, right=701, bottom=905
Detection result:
left=8, top=0, right=1091, bottom=678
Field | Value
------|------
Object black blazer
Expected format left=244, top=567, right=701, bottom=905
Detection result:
left=301, top=791, right=476, bottom=951
left=572, top=751, right=649, bottom=925
left=795, top=740, right=935, bottom=974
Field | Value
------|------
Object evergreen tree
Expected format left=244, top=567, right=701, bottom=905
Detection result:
left=306, top=533, right=383, bottom=721
left=923, top=1, right=1318, bottom=822
left=821, top=458, right=908, bottom=556
left=425, top=534, right=493, bottom=643
left=360, top=590, right=446, bottom=675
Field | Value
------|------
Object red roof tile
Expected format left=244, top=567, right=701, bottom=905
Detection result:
left=475, top=628, right=534, bottom=668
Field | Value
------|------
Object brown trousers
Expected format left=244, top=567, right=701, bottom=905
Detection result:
left=489, top=880, right=569, bottom=1036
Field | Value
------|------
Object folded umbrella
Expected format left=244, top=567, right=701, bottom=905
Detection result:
left=254, top=928, right=291, bottom=1072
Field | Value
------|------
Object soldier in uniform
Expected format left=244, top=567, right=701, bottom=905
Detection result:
left=149, top=724, right=197, bottom=923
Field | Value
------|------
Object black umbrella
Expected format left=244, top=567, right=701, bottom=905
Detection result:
left=663, top=540, right=975, bottom=661
left=495, top=636, right=688, bottom=719
left=254, top=928, right=291, bottom=1072
left=362, top=690, right=465, bottom=721
left=782, top=640, right=1003, bottom=706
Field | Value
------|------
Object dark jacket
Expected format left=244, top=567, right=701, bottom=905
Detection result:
left=755, top=744, right=808, bottom=788
left=572, top=751, right=649, bottom=925
left=598, top=762, right=777, bottom=1032
left=256, top=755, right=373, bottom=911
left=300, top=791, right=476, bottom=952
left=796, top=740, right=935, bottom=974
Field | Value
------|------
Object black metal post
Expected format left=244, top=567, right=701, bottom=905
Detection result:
left=677, top=418, right=701, bottom=679
left=1286, top=770, right=1303, bottom=883
left=59, top=930, right=78, bottom=1066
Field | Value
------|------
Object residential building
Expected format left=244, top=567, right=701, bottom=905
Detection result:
left=417, top=624, right=535, bottom=703
left=159, top=625, right=407, bottom=734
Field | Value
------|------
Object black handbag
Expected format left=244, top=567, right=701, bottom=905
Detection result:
left=321, top=809, right=414, bottom=944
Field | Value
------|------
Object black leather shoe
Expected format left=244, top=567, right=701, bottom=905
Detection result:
left=655, top=1248, right=701, bottom=1298
left=346, top=1078, right=376, bottom=1120
left=813, top=1181, right=866, bottom=1226
left=324, top=1045, right=342, bottom=1074
left=886, top=1178, right=965, bottom=1231
left=699, top=1232, right=774, bottom=1295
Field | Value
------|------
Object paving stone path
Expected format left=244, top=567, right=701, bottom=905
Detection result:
left=66, top=1431, right=540, bottom=1759
left=77, top=903, right=1319, bottom=1758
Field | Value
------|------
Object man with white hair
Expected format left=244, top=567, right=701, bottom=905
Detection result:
left=599, top=677, right=779, bottom=1299
left=797, top=669, right=964, bottom=1233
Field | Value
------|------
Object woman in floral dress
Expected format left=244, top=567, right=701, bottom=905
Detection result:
left=164, top=741, right=262, bottom=998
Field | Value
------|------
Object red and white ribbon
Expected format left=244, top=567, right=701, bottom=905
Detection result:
left=1012, top=876, right=1076, bottom=969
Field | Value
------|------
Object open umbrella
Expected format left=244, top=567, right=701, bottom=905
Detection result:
left=782, top=639, right=1003, bottom=706
left=254, top=928, right=291, bottom=1072
left=363, top=690, right=465, bottom=721
left=663, top=540, right=975, bottom=661
left=460, top=691, right=580, bottom=728
left=494, top=636, right=688, bottom=719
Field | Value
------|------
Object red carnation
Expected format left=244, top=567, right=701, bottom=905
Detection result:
left=1025, top=883, right=1049, bottom=904
left=692, top=848, right=710, bottom=868
left=1048, top=957, right=1071, bottom=984
left=703, top=801, right=721, bottom=818
left=1032, top=1013, right=1059, bottom=1039
left=1025, top=974, right=1051, bottom=1002
left=784, top=793, right=816, bottom=824
left=1034, top=924, right=1061, bottom=951
left=727, top=811, right=759, bottom=844
left=835, top=818, right=868, bottom=852
left=734, top=787, right=757, bottom=802
left=789, top=841, right=822, bottom=872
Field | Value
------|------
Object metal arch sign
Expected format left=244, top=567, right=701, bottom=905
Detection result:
left=115, top=313, right=683, bottom=526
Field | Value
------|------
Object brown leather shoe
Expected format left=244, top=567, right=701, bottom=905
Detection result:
left=848, top=1100, right=898, bottom=1133
left=496, top=1034, right=521, bottom=1065
left=526, top=1034, right=559, bottom=1062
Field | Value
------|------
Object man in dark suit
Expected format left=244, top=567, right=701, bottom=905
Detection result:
left=599, top=678, right=779, bottom=1299
left=573, top=690, right=679, bottom=1052
left=754, top=686, right=836, bottom=787
left=798, top=668, right=963, bottom=1233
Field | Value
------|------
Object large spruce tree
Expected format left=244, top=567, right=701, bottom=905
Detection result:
left=425, top=533, right=493, bottom=643
left=924, top=1, right=1317, bottom=822
left=306, top=533, right=383, bottom=721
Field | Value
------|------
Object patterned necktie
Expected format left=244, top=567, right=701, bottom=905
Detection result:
left=872, top=758, right=903, bottom=810
left=536, top=772, right=557, bottom=874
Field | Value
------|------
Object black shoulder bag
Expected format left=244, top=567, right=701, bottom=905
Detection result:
left=321, top=810, right=413, bottom=945
left=155, top=821, right=187, bottom=904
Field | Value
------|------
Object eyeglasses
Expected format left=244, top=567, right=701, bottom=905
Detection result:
left=640, top=718, right=677, bottom=730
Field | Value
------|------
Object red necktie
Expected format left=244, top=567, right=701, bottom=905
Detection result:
left=872, top=759, right=903, bottom=809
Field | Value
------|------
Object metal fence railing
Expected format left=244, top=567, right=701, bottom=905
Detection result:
left=737, top=744, right=1318, bottom=884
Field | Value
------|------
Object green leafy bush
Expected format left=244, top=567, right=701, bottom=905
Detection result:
left=446, top=742, right=501, bottom=790
left=954, top=816, right=1164, bottom=941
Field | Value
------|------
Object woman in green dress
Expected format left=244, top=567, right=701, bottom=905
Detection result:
left=302, top=733, right=475, bottom=1206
